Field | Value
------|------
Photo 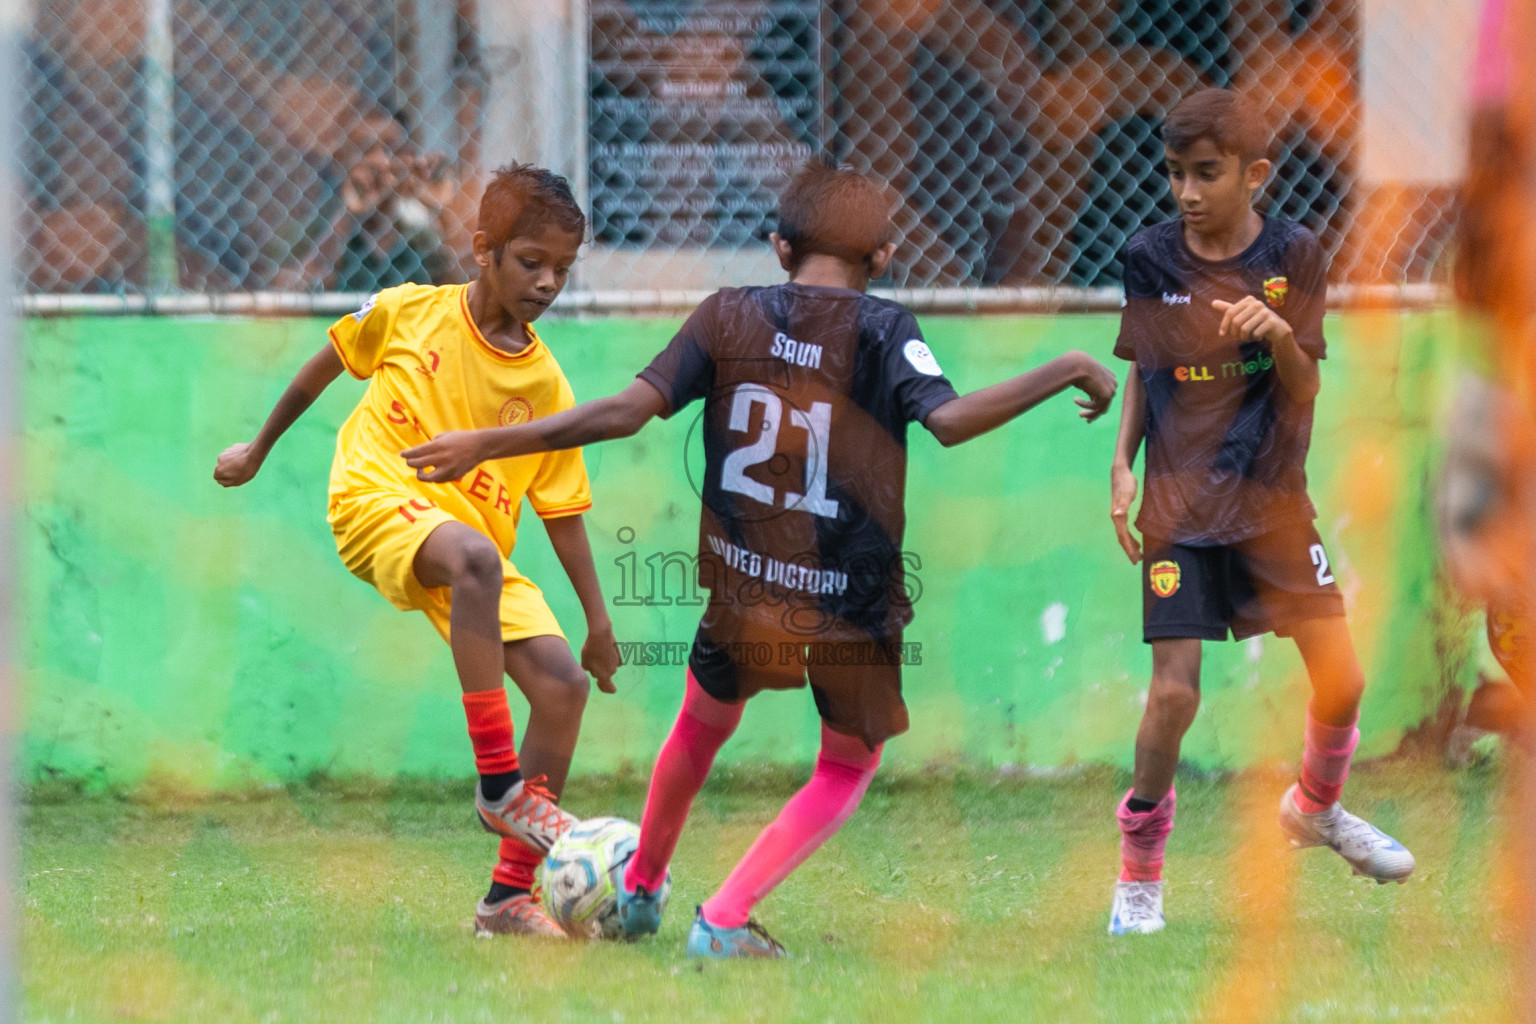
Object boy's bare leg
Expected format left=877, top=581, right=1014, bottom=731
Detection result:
left=1133, top=638, right=1203, bottom=801
left=1289, top=616, right=1365, bottom=727
left=413, top=522, right=506, bottom=694
left=1112, top=637, right=1201, bottom=934
left=504, top=635, right=591, bottom=798
left=1288, top=616, right=1364, bottom=812
left=490, top=635, right=592, bottom=901
left=412, top=521, right=575, bottom=860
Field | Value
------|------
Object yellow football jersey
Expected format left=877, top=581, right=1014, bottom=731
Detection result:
left=326, top=283, right=591, bottom=561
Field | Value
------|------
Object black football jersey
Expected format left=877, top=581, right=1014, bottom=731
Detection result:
left=639, top=283, right=959, bottom=639
left=1115, top=216, right=1329, bottom=545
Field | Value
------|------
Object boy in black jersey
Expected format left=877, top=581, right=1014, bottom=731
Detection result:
left=402, top=160, right=1118, bottom=958
left=1106, top=89, right=1414, bottom=936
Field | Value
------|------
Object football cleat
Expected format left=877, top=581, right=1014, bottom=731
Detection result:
left=1278, top=784, right=1415, bottom=884
left=616, top=876, right=669, bottom=939
left=1108, top=880, right=1165, bottom=935
left=475, top=775, right=577, bottom=853
left=473, top=892, right=567, bottom=938
left=685, top=907, right=789, bottom=959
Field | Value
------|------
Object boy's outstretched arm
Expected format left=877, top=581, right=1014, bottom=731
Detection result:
left=1110, top=367, right=1146, bottom=564
left=404, top=379, right=671, bottom=482
left=542, top=514, right=620, bottom=694
left=215, top=343, right=346, bottom=487
left=923, top=351, right=1117, bottom=448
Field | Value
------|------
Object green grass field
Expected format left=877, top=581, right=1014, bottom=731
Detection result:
left=22, top=761, right=1515, bottom=1024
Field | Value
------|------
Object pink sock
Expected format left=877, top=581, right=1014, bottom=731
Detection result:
left=623, top=669, right=742, bottom=894
left=701, top=724, right=880, bottom=929
left=1297, top=706, right=1360, bottom=813
left=1470, top=0, right=1511, bottom=105
left=1117, top=787, right=1176, bottom=882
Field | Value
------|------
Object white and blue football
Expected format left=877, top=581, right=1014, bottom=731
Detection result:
left=537, top=816, right=669, bottom=940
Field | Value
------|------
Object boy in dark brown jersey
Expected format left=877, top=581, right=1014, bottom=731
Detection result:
left=1107, top=89, right=1414, bottom=936
left=401, top=160, right=1118, bottom=958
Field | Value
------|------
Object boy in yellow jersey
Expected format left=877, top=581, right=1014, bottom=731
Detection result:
left=215, top=164, right=619, bottom=938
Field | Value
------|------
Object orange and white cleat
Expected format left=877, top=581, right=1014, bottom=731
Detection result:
left=473, top=892, right=567, bottom=938
left=474, top=775, right=578, bottom=853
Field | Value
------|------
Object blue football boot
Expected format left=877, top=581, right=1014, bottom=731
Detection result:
left=616, top=875, right=669, bottom=939
left=685, top=907, right=788, bottom=959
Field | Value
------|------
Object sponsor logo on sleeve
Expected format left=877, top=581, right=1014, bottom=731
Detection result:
left=1263, top=276, right=1289, bottom=308
left=351, top=293, right=379, bottom=322
left=1149, top=560, right=1182, bottom=598
left=903, top=339, right=944, bottom=376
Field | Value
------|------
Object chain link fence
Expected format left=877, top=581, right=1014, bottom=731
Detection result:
left=17, top=0, right=1461, bottom=302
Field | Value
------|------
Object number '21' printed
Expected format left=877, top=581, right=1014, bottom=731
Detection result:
left=719, top=384, right=840, bottom=519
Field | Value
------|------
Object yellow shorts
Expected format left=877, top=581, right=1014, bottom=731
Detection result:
left=328, top=488, right=565, bottom=645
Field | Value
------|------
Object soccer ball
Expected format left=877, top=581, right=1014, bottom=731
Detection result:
left=537, top=816, right=668, bottom=940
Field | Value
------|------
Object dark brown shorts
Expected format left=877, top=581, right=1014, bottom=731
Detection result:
left=686, top=604, right=908, bottom=751
left=1142, top=520, right=1346, bottom=643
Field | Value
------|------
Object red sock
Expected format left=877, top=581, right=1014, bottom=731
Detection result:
left=493, top=837, right=543, bottom=891
left=701, top=724, right=879, bottom=929
left=622, top=669, right=742, bottom=894
left=1297, top=706, right=1359, bottom=813
left=1117, top=787, right=1176, bottom=882
left=462, top=689, right=520, bottom=776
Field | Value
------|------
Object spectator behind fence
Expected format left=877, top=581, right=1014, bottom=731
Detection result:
left=282, top=107, right=468, bottom=292
left=173, top=0, right=404, bottom=292
left=22, top=0, right=147, bottom=292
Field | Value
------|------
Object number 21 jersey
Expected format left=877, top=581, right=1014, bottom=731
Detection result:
left=638, top=283, right=959, bottom=640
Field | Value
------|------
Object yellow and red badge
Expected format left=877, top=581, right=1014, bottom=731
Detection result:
left=1263, top=276, right=1289, bottom=308
left=1149, top=560, right=1181, bottom=598
left=498, top=396, right=534, bottom=426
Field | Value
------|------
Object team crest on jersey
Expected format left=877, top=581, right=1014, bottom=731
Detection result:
left=499, top=396, right=534, bottom=426
left=1149, top=560, right=1181, bottom=598
left=1263, top=276, right=1289, bottom=309
left=351, top=293, right=379, bottom=322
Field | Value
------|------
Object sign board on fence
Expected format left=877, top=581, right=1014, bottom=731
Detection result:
left=588, top=0, right=823, bottom=248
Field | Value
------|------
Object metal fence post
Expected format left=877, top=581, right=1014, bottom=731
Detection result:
left=0, top=2, right=20, bottom=1019
left=412, top=0, right=458, bottom=157
left=144, top=0, right=177, bottom=293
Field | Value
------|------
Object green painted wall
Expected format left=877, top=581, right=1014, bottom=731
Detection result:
left=20, top=311, right=1473, bottom=792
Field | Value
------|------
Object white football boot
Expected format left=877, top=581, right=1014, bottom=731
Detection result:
left=1108, top=879, right=1165, bottom=935
left=1278, top=784, right=1415, bottom=884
